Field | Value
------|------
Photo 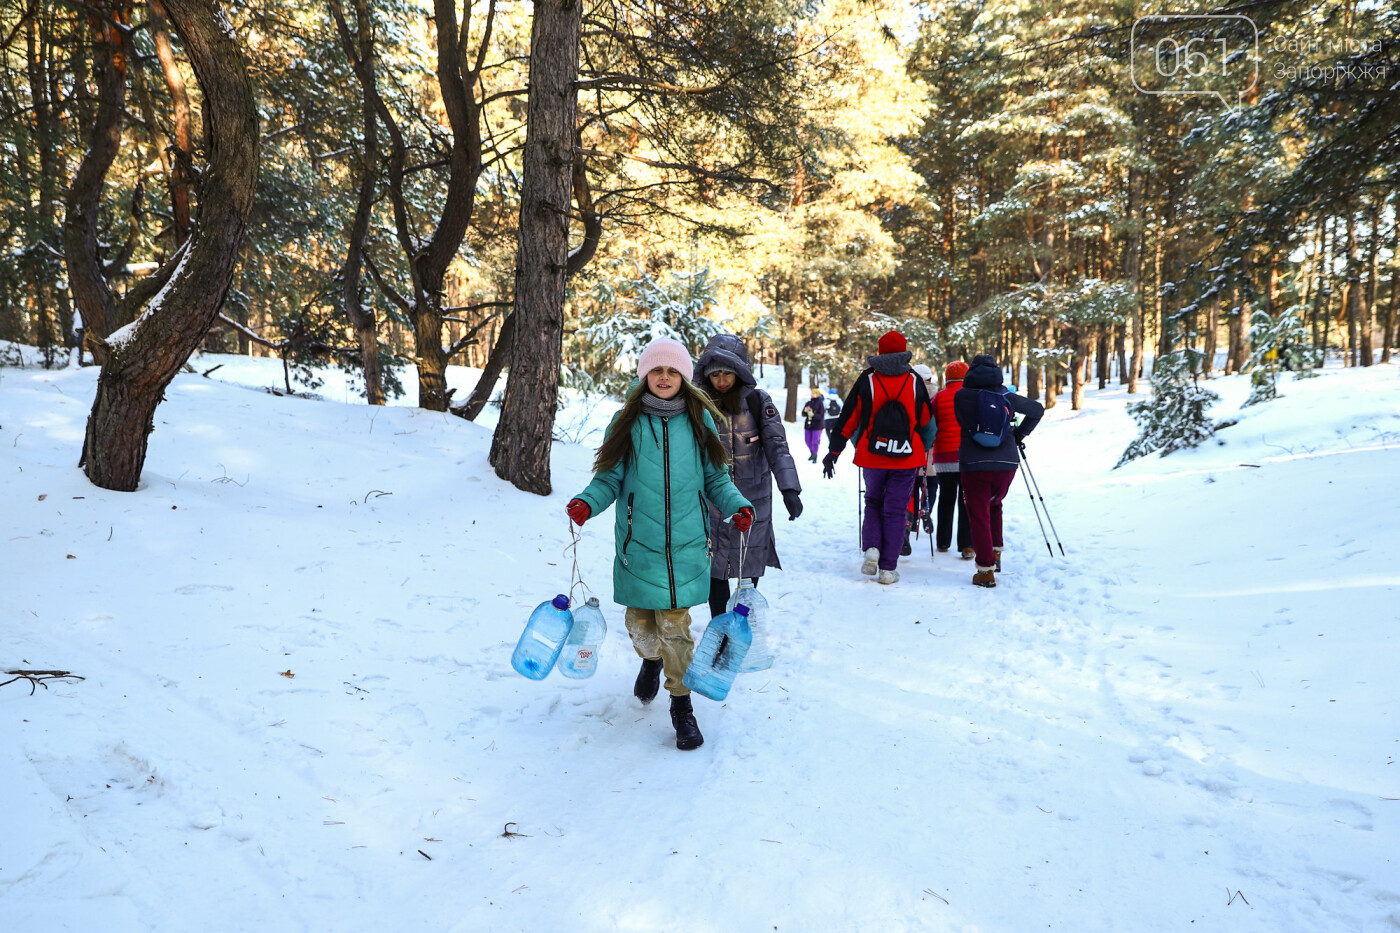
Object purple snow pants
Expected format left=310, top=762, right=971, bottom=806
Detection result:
left=804, top=429, right=823, bottom=459
left=861, top=467, right=920, bottom=571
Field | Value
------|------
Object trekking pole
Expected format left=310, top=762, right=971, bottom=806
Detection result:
left=1018, top=461, right=1053, bottom=558
left=926, top=474, right=935, bottom=559
left=856, top=468, right=864, bottom=552
left=1017, top=445, right=1065, bottom=556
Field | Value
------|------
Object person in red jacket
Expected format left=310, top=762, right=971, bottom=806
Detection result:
left=930, top=360, right=973, bottom=557
left=822, top=330, right=934, bottom=584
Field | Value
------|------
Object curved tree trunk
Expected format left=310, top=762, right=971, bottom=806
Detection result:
left=489, top=0, right=581, bottom=495
left=62, top=0, right=129, bottom=351
left=456, top=311, right=515, bottom=421
left=74, top=0, right=259, bottom=491
left=150, top=0, right=193, bottom=244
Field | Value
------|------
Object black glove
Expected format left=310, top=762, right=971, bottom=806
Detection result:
left=1014, top=433, right=1027, bottom=455
left=782, top=489, right=803, bottom=521
left=821, top=451, right=839, bottom=479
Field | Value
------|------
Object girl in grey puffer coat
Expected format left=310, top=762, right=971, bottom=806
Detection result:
left=695, top=334, right=803, bottom=618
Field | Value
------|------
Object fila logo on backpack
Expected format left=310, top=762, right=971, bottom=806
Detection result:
left=867, top=374, right=915, bottom=457
left=972, top=389, right=1013, bottom=447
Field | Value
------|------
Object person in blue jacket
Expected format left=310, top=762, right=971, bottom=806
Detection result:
left=567, top=337, right=753, bottom=750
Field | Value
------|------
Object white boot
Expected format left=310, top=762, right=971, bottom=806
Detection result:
left=860, top=548, right=880, bottom=576
left=877, top=568, right=899, bottom=585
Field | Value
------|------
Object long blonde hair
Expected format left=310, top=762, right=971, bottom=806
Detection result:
left=593, top=379, right=730, bottom=476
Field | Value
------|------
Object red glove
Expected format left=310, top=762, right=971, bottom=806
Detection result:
left=732, top=506, right=754, bottom=533
left=567, top=498, right=591, bottom=526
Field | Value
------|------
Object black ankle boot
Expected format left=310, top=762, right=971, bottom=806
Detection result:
left=669, top=694, right=704, bottom=750
left=633, top=658, right=662, bottom=703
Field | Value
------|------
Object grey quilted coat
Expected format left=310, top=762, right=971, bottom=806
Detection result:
left=695, top=335, right=802, bottom=580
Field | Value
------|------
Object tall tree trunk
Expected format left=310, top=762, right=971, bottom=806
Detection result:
left=1361, top=197, right=1380, bottom=366
left=1383, top=221, right=1398, bottom=364
left=456, top=140, right=599, bottom=422
left=1227, top=303, right=1246, bottom=374
left=782, top=360, right=801, bottom=422
left=26, top=11, right=76, bottom=359
left=1345, top=211, right=1360, bottom=366
left=1115, top=326, right=1128, bottom=385
left=1156, top=224, right=1172, bottom=362
left=365, top=0, right=487, bottom=410
left=330, top=0, right=385, bottom=405
left=1069, top=329, right=1086, bottom=410
left=1204, top=295, right=1219, bottom=375
left=74, top=0, right=259, bottom=491
left=1096, top=327, right=1109, bottom=390
left=1024, top=318, right=1041, bottom=402
left=489, top=0, right=581, bottom=495
left=1315, top=217, right=1332, bottom=364
left=1228, top=267, right=1250, bottom=374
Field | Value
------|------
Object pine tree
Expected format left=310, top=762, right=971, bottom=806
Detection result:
left=1116, top=349, right=1220, bottom=468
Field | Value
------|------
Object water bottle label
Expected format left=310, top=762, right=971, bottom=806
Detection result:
left=571, top=647, right=598, bottom=672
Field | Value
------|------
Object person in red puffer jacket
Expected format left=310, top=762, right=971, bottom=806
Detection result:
left=821, top=329, right=934, bottom=584
left=930, top=360, right=973, bottom=557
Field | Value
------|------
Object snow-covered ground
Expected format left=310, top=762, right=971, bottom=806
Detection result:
left=1, top=347, right=1396, bottom=932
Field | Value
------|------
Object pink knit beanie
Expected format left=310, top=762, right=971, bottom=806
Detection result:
left=636, top=337, right=694, bottom=383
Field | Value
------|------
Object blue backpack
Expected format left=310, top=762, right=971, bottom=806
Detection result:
left=971, top=389, right=1012, bottom=448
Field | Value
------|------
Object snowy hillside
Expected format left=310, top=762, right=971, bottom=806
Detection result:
left=1, top=349, right=1397, bottom=933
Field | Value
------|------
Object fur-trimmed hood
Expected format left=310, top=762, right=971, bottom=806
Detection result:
left=695, top=334, right=757, bottom=387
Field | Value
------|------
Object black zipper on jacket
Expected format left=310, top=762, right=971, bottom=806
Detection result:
left=699, top=490, right=711, bottom=558
left=661, top=416, right=677, bottom=608
left=622, top=493, right=635, bottom=559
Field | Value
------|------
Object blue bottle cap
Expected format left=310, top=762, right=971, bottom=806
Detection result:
left=733, top=603, right=750, bottom=617
left=552, top=594, right=570, bottom=610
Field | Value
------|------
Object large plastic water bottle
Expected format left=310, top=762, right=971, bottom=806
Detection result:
left=511, top=595, right=573, bottom=680
left=727, top=580, right=773, bottom=673
left=558, top=597, right=607, bottom=679
left=682, top=604, right=752, bottom=701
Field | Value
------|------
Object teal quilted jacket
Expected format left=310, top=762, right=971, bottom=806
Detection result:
left=575, top=409, right=751, bottom=611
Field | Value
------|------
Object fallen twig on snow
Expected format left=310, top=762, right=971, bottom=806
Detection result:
left=1, top=669, right=85, bottom=695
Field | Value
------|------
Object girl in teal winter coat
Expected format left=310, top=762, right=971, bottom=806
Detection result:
left=567, top=337, right=753, bottom=750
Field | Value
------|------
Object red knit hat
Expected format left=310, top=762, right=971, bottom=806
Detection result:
left=877, top=330, right=907, bottom=354
left=945, top=360, right=969, bottom=381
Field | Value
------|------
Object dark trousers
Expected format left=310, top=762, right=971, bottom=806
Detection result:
left=709, top=576, right=759, bottom=618
left=861, top=467, right=920, bottom=572
left=960, top=468, right=1017, bottom=568
left=935, top=472, right=972, bottom=551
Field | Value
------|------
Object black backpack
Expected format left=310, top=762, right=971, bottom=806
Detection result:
left=866, top=373, right=915, bottom=457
